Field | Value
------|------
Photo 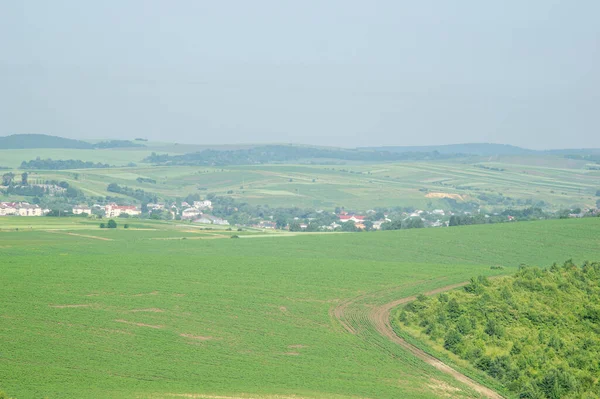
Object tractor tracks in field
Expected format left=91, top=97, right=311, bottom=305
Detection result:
left=331, top=281, right=503, bottom=399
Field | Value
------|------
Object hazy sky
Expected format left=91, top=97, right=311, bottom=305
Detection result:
left=1, top=1, right=598, bottom=149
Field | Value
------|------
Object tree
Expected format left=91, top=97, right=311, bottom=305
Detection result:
left=402, top=217, right=424, bottom=229
left=124, top=224, right=129, bottom=229
left=99, top=223, right=106, bottom=228
left=363, top=220, right=374, bottom=231
left=289, top=221, right=302, bottom=232
left=341, top=220, right=358, bottom=232
left=444, top=329, right=463, bottom=353
left=107, top=219, right=117, bottom=229
left=21, top=172, right=28, bottom=185
left=2, top=172, right=14, bottom=186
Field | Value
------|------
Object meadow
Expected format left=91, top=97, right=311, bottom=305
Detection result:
left=5, top=148, right=599, bottom=212
left=1, top=217, right=599, bottom=398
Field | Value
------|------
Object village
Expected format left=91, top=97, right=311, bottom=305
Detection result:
left=0, top=198, right=524, bottom=231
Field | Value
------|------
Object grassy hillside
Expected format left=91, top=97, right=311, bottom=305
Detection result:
left=0, top=134, right=94, bottom=149
left=395, top=260, right=600, bottom=398
left=362, top=143, right=537, bottom=156
left=0, top=218, right=599, bottom=398
left=9, top=158, right=598, bottom=211
left=1, top=144, right=599, bottom=211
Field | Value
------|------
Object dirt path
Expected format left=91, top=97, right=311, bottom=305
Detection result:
left=45, top=231, right=113, bottom=241
left=332, top=282, right=503, bottom=399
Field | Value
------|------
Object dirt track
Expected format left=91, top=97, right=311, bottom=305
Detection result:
left=332, top=282, right=503, bottom=399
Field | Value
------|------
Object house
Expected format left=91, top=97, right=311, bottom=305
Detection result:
left=16, top=203, right=42, bottom=216
left=182, top=208, right=202, bottom=219
left=372, top=220, right=386, bottom=230
left=104, top=203, right=141, bottom=218
left=258, top=221, right=277, bottom=229
left=328, top=222, right=341, bottom=230
left=146, top=203, right=164, bottom=211
left=339, top=215, right=366, bottom=223
left=0, top=202, right=18, bottom=216
left=193, top=200, right=213, bottom=210
left=193, top=217, right=213, bottom=224
left=432, top=209, right=445, bottom=216
left=193, top=215, right=229, bottom=225
left=72, top=205, right=91, bottom=215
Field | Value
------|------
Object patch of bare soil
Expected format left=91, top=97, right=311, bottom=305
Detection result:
left=65, top=232, right=113, bottom=241
left=425, top=192, right=464, bottom=200
left=132, top=291, right=159, bottom=297
left=428, top=378, right=463, bottom=398
left=180, top=334, right=213, bottom=341
left=332, top=282, right=503, bottom=399
left=287, top=344, right=307, bottom=349
left=50, top=304, right=92, bottom=308
left=115, top=319, right=162, bottom=329
left=130, top=308, right=164, bottom=313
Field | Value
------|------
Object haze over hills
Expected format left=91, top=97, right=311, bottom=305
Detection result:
left=2, top=134, right=600, bottom=158
left=0, top=134, right=144, bottom=150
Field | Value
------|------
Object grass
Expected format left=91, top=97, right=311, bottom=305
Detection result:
left=1, top=217, right=599, bottom=398
left=2, top=147, right=599, bottom=211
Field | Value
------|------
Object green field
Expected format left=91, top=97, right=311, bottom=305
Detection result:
left=4, top=155, right=599, bottom=212
left=1, top=218, right=599, bottom=398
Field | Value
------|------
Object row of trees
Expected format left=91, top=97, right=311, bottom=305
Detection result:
left=107, top=183, right=157, bottom=204
left=399, top=261, right=600, bottom=398
left=20, top=158, right=110, bottom=170
left=143, top=146, right=459, bottom=167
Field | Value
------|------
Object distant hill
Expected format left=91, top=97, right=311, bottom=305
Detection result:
left=0, top=134, right=93, bottom=149
left=361, top=143, right=538, bottom=156
left=0, top=134, right=145, bottom=149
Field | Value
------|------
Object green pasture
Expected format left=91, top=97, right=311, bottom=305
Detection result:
left=2, top=147, right=599, bottom=211
left=1, top=218, right=599, bottom=398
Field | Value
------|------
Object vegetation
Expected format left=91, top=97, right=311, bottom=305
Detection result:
left=0, top=134, right=94, bottom=149
left=143, top=145, right=459, bottom=166
left=106, top=183, right=157, bottom=203
left=20, top=158, right=111, bottom=170
left=396, top=260, right=600, bottom=398
left=92, top=140, right=144, bottom=149
left=0, top=217, right=598, bottom=398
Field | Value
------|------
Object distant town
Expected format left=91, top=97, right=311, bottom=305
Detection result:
left=2, top=198, right=597, bottom=232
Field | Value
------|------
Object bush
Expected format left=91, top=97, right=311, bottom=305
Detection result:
left=107, top=219, right=117, bottom=229
left=99, top=223, right=106, bottom=228
left=124, top=224, right=129, bottom=229
left=230, top=235, right=240, bottom=239
left=443, top=329, right=463, bottom=352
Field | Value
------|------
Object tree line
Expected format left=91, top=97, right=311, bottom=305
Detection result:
left=398, top=260, right=600, bottom=398
left=143, top=145, right=460, bottom=166
left=20, top=158, right=110, bottom=170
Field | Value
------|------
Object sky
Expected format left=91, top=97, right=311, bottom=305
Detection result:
left=1, top=1, right=599, bottom=149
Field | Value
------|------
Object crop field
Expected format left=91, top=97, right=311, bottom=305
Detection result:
left=3, top=146, right=598, bottom=210
left=1, top=218, right=599, bottom=398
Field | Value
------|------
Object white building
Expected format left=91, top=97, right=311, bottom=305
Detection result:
left=0, top=202, right=18, bottom=216
left=105, top=203, right=141, bottom=218
left=182, top=208, right=202, bottom=220
left=72, top=205, right=92, bottom=215
left=193, top=200, right=213, bottom=210
left=18, top=204, right=43, bottom=216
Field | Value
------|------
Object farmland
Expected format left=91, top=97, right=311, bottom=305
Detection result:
left=1, top=217, right=599, bottom=398
left=2, top=145, right=599, bottom=211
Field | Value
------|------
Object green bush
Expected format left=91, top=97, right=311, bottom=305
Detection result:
left=397, top=261, right=600, bottom=399
left=107, top=219, right=117, bottom=229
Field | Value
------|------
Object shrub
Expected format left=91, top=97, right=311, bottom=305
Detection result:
left=107, top=219, right=117, bottom=229
left=99, top=223, right=106, bottom=228
left=124, top=224, right=129, bottom=229
left=443, top=329, right=463, bottom=353
left=230, top=235, right=240, bottom=239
